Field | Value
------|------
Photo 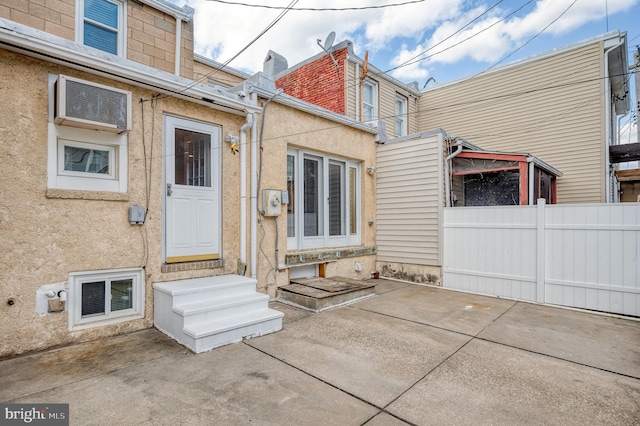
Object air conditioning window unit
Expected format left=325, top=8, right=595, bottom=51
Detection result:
left=55, top=75, right=131, bottom=133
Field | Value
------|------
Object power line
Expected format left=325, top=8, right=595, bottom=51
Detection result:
left=204, top=0, right=427, bottom=11
left=176, top=0, right=299, bottom=94
left=471, top=0, right=578, bottom=78
left=388, top=0, right=534, bottom=72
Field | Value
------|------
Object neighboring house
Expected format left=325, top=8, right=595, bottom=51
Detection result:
left=270, top=33, right=631, bottom=205
left=271, top=40, right=422, bottom=139
left=0, top=0, right=378, bottom=357
left=375, top=130, right=562, bottom=284
left=420, top=31, right=630, bottom=204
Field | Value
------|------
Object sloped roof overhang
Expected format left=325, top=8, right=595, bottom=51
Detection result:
left=0, top=18, right=260, bottom=116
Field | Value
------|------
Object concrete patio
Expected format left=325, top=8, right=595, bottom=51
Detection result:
left=1, top=279, right=639, bottom=425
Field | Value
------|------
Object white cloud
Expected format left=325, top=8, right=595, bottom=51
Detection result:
left=173, top=0, right=639, bottom=82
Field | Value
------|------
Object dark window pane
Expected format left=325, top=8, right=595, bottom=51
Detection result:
left=329, top=163, right=343, bottom=236
left=111, top=279, right=133, bottom=311
left=303, top=158, right=319, bottom=236
left=82, top=281, right=105, bottom=317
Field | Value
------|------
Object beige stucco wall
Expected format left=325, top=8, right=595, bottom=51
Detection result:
left=0, top=49, right=245, bottom=357
left=253, top=101, right=378, bottom=297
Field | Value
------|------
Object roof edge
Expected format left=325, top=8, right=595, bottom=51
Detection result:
left=0, top=18, right=258, bottom=115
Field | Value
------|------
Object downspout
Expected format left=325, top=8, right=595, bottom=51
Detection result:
left=444, top=140, right=463, bottom=207
left=604, top=38, right=624, bottom=203
left=250, top=90, right=280, bottom=279
left=250, top=94, right=258, bottom=279
left=527, top=158, right=535, bottom=205
left=174, top=18, right=182, bottom=76
left=239, top=112, right=253, bottom=267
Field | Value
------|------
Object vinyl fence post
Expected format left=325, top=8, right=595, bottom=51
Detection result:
left=536, top=198, right=546, bottom=303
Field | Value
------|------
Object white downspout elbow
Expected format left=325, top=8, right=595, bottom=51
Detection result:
left=444, top=141, right=463, bottom=207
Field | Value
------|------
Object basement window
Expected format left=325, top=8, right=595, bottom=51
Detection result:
left=68, top=268, right=144, bottom=331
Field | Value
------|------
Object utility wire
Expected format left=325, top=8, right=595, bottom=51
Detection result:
left=471, top=0, right=578, bottom=78
left=174, top=0, right=299, bottom=94
left=388, top=0, right=534, bottom=72
left=387, top=0, right=510, bottom=72
left=205, top=0, right=427, bottom=11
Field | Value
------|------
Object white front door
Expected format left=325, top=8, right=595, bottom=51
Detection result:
left=164, top=116, right=220, bottom=263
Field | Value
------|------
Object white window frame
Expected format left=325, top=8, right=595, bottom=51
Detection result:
left=363, top=79, right=378, bottom=122
left=395, top=93, right=408, bottom=137
left=47, top=74, right=128, bottom=193
left=68, top=267, right=145, bottom=331
left=58, top=139, right=117, bottom=180
left=76, top=0, right=127, bottom=56
left=287, top=148, right=361, bottom=250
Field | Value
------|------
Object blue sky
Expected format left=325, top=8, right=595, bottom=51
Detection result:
left=173, top=0, right=638, bottom=142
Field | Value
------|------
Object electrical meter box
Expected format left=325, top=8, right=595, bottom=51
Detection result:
left=128, top=205, right=145, bottom=225
left=262, top=190, right=282, bottom=217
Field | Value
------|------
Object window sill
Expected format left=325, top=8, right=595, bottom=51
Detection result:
left=285, top=246, right=377, bottom=267
left=161, top=259, right=225, bottom=273
left=46, top=188, right=129, bottom=201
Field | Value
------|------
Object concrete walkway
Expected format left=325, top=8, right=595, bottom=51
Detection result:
left=1, top=280, right=639, bottom=425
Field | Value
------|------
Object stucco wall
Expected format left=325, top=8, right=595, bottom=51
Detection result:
left=0, top=49, right=245, bottom=357
left=253, top=101, right=378, bottom=297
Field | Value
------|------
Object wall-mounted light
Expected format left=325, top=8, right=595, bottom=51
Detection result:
left=225, top=133, right=239, bottom=154
left=367, top=167, right=376, bottom=175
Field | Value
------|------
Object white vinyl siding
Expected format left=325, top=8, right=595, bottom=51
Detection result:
left=376, top=133, right=444, bottom=266
left=419, top=42, right=605, bottom=204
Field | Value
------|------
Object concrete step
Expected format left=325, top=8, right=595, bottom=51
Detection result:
left=154, top=275, right=257, bottom=305
left=183, top=308, right=284, bottom=353
left=174, top=292, right=270, bottom=327
left=153, top=274, right=283, bottom=353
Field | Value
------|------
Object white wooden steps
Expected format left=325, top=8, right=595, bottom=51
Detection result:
left=153, top=275, right=283, bottom=353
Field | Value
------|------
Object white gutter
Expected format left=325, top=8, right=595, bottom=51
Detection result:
left=137, top=0, right=193, bottom=22
left=240, top=112, right=253, bottom=267
left=0, top=18, right=258, bottom=116
left=174, top=17, right=181, bottom=76
left=604, top=37, right=625, bottom=203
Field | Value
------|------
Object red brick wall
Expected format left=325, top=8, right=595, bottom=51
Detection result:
left=276, top=48, right=347, bottom=115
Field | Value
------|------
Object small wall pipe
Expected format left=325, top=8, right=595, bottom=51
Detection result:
left=444, top=141, right=463, bottom=207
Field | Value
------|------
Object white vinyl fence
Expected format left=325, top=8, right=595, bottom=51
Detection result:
left=443, top=201, right=640, bottom=316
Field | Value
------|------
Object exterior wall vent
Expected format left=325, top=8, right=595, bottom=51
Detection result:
left=55, top=75, right=131, bottom=133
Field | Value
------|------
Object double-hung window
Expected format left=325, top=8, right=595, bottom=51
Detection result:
left=287, top=149, right=361, bottom=250
left=78, top=0, right=125, bottom=56
left=69, top=268, right=145, bottom=330
left=362, top=79, right=378, bottom=122
left=395, top=94, right=408, bottom=137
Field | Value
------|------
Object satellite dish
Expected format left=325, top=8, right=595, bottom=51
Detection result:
left=317, top=31, right=339, bottom=71
left=323, top=31, right=336, bottom=51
